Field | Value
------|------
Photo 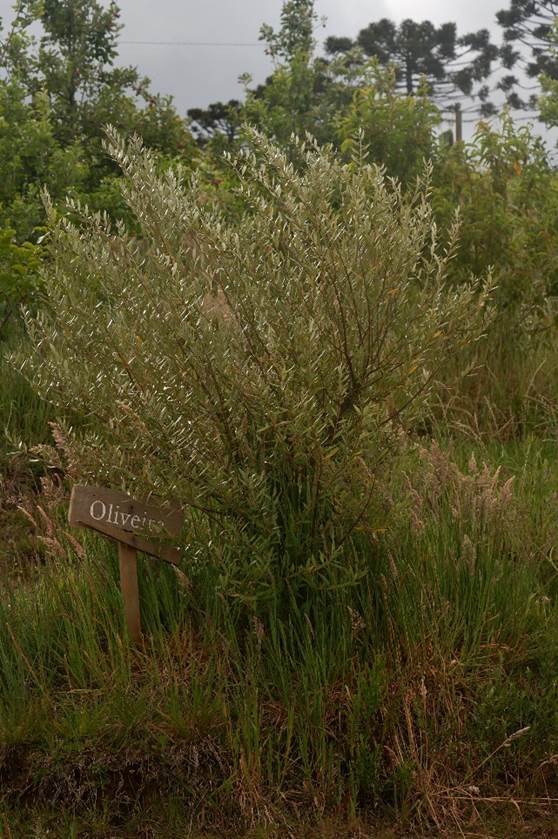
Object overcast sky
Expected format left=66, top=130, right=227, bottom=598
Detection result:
left=0, top=0, right=506, bottom=113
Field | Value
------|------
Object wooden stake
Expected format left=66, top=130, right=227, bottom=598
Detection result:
left=68, top=486, right=184, bottom=644
left=118, top=542, right=141, bottom=644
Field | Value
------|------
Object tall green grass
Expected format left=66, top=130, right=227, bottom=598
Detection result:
left=1, top=439, right=558, bottom=835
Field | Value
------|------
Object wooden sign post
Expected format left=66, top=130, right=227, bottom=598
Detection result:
left=69, top=485, right=184, bottom=644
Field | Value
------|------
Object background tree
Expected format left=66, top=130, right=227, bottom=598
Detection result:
left=187, top=99, right=243, bottom=148
left=0, top=79, right=88, bottom=239
left=259, top=0, right=321, bottom=62
left=0, top=0, right=197, bottom=239
left=497, top=0, right=558, bottom=109
left=537, top=20, right=558, bottom=123
left=241, top=0, right=323, bottom=145
left=6, top=0, right=131, bottom=141
left=326, top=19, right=498, bottom=117
left=212, top=4, right=441, bottom=175
left=337, top=63, right=440, bottom=184
left=2, top=0, right=195, bottom=158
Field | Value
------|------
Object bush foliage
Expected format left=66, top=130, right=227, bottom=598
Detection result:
left=21, top=130, right=490, bottom=600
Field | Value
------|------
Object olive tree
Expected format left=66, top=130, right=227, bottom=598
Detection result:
left=22, top=130, right=491, bottom=600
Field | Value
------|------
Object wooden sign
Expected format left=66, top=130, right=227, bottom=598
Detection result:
left=69, top=485, right=183, bottom=563
left=69, top=485, right=184, bottom=643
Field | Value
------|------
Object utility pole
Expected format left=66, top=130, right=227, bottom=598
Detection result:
left=455, top=103, right=463, bottom=143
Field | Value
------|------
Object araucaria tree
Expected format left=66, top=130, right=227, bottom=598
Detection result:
left=326, top=18, right=498, bottom=114
left=497, top=0, right=558, bottom=108
left=21, top=131, right=490, bottom=599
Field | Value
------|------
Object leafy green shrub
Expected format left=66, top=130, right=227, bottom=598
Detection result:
left=430, top=115, right=558, bottom=434
left=0, top=227, right=43, bottom=340
left=0, top=82, right=89, bottom=240
left=20, top=130, right=490, bottom=603
left=338, top=62, right=440, bottom=185
left=433, top=115, right=558, bottom=313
